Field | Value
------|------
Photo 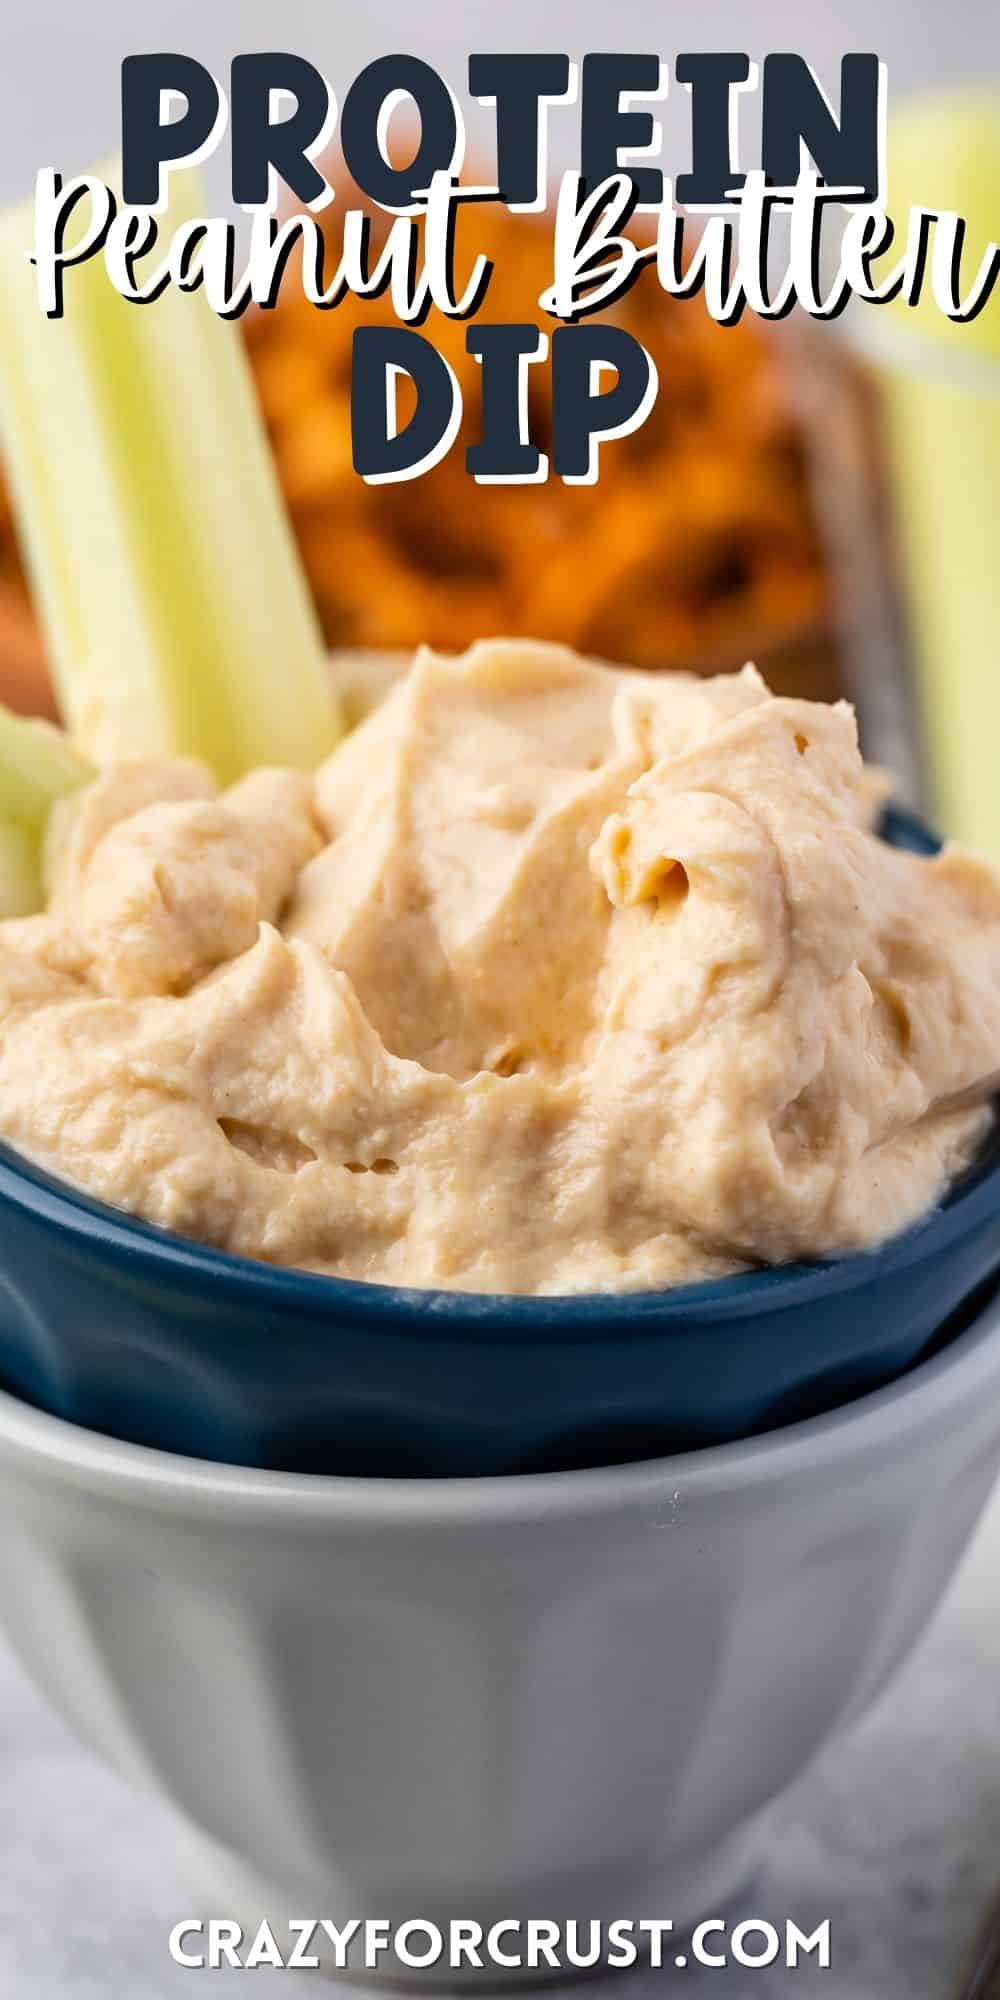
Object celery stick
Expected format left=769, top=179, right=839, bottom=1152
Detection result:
left=887, top=90, right=1000, bottom=359
left=870, top=94, right=1000, bottom=854
left=0, top=705, right=93, bottom=824
left=0, top=819, right=46, bottom=919
left=0, top=163, right=341, bottom=783
left=0, top=705, right=92, bottom=917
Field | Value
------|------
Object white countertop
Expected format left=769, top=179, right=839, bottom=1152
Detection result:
left=2, top=1483, right=1000, bottom=2000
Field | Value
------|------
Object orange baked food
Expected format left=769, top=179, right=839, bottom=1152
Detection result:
left=244, top=188, right=834, bottom=695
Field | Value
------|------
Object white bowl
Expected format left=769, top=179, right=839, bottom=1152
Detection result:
left=1, top=1294, right=1000, bottom=1980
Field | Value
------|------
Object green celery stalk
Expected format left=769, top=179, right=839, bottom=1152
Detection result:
left=0, top=819, right=47, bottom=920
left=0, top=705, right=95, bottom=823
left=0, top=705, right=93, bottom=917
left=0, top=162, right=342, bottom=783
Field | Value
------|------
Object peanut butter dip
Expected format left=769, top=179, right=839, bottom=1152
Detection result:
left=0, top=641, right=996, bottom=1294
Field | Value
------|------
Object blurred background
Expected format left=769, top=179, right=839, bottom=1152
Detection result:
left=0, top=2, right=997, bottom=846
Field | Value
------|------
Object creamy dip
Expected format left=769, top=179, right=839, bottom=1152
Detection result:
left=0, top=640, right=996, bottom=1295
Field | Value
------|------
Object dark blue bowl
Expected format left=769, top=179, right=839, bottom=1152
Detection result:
left=0, top=806, right=997, bottom=1477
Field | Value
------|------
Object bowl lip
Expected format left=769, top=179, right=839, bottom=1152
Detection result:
left=2, top=1126, right=999, bottom=1340
left=2, top=1124, right=1000, bottom=1344
left=0, top=801, right=996, bottom=1342
left=0, top=1286, right=998, bottom=1527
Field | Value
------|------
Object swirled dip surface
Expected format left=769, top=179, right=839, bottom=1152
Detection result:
left=0, top=642, right=997, bottom=1294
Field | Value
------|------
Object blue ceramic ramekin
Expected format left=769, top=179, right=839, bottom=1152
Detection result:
left=0, top=806, right=997, bottom=1477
